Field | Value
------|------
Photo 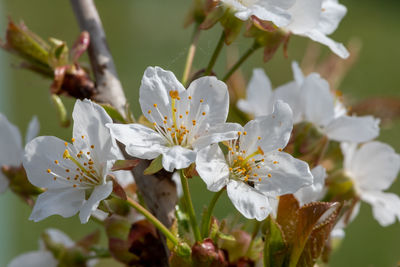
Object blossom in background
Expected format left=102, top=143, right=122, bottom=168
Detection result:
left=8, top=228, right=95, bottom=267
left=108, top=66, right=238, bottom=172
left=23, top=99, right=131, bottom=224
left=0, top=114, right=39, bottom=193
left=294, top=165, right=327, bottom=206
left=237, top=62, right=380, bottom=143
left=341, top=141, right=400, bottom=227
left=220, top=0, right=295, bottom=27
left=196, top=101, right=313, bottom=220
left=284, top=0, right=349, bottom=58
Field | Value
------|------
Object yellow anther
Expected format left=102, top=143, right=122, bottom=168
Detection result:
left=148, top=110, right=152, bottom=114
left=200, top=99, right=204, bottom=103
left=53, top=177, right=56, bottom=181
left=54, top=160, right=59, bottom=164
left=164, top=116, right=168, bottom=120
left=64, top=142, right=68, bottom=147
left=163, top=120, right=167, bottom=124
left=186, top=111, right=189, bottom=115
left=67, top=177, right=70, bottom=180
left=84, top=162, right=87, bottom=166
left=278, top=148, right=282, bottom=152
left=167, top=128, right=172, bottom=131
left=173, top=108, right=177, bottom=112
left=47, top=169, right=51, bottom=173
left=238, top=131, right=242, bottom=136
left=81, top=135, right=85, bottom=139
left=169, top=90, right=180, bottom=99
left=66, top=169, right=70, bottom=173
left=87, top=152, right=90, bottom=155
left=254, top=173, right=258, bottom=177
left=202, top=112, right=206, bottom=116
left=153, top=103, right=158, bottom=107
left=179, top=115, right=183, bottom=119
left=91, top=145, right=95, bottom=149
left=258, top=136, right=261, bottom=140
left=63, top=149, right=70, bottom=159
left=268, top=174, right=272, bottom=178
left=273, top=161, right=278, bottom=164
left=192, top=120, right=196, bottom=126
left=259, top=178, right=262, bottom=182
left=243, top=131, right=247, bottom=135
left=71, top=138, right=75, bottom=143
left=153, top=122, right=157, bottom=126
left=257, top=146, right=264, bottom=155
left=188, top=96, right=192, bottom=100
left=229, top=167, right=233, bottom=171
left=73, top=184, right=77, bottom=188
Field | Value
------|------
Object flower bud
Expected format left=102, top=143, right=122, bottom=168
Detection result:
left=191, top=238, right=227, bottom=267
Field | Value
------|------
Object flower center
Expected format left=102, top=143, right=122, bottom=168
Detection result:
left=146, top=90, right=208, bottom=148
left=46, top=136, right=101, bottom=189
left=226, top=133, right=272, bottom=184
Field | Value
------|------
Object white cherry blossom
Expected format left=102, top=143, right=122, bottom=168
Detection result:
left=196, top=101, right=313, bottom=220
left=284, top=0, right=349, bottom=58
left=237, top=62, right=380, bottom=143
left=341, top=141, right=400, bottom=227
left=108, top=66, right=238, bottom=172
left=23, top=99, right=129, bottom=224
left=221, top=0, right=295, bottom=27
left=0, top=114, right=39, bottom=193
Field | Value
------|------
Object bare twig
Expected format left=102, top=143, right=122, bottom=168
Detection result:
left=70, top=0, right=126, bottom=114
left=69, top=1, right=177, bottom=264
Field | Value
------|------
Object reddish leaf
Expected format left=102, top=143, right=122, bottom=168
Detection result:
left=276, top=194, right=300, bottom=245
left=112, top=159, right=140, bottom=171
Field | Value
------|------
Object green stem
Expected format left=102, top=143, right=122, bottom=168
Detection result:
left=126, top=196, right=179, bottom=247
left=201, top=188, right=225, bottom=238
left=246, top=220, right=261, bottom=255
left=182, top=24, right=201, bottom=86
left=180, top=170, right=202, bottom=242
left=204, top=31, right=225, bottom=76
left=222, top=42, right=261, bottom=82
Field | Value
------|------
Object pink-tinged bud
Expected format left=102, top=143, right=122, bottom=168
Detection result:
left=191, top=238, right=227, bottom=267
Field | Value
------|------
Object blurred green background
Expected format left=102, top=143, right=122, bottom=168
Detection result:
left=0, top=0, right=399, bottom=266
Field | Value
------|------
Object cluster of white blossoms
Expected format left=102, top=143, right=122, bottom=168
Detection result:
left=221, top=0, right=349, bottom=58
left=237, top=63, right=400, bottom=229
left=109, top=66, right=313, bottom=221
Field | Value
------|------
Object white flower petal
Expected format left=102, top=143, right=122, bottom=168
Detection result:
left=0, top=113, right=23, bottom=167
left=24, top=136, right=82, bottom=189
left=44, top=228, right=74, bottom=248
left=227, top=179, right=272, bottom=221
left=291, top=61, right=304, bottom=85
left=343, top=141, right=400, bottom=192
left=186, top=76, right=229, bottom=126
left=29, top=188, right=85, bottom=222
left=108, top=123, right=167, bottom=160
left=139, top=66, right=186, bottom=126
left=325, top=115, right=380, bottom=143
left=162, top=146, right=196, bottom=172
left=256, top=151, right=313, bottom=195
left=192, top=123, right=242, bottom=150
left=113, top=170, right=135, bottom=188
left=286, top=0, right=322, bottom=34
left=301, top=74, right=335, bottom=127
left=294, top=165, right=327, bottom=206
left=362, top=191, right=400, bottom=227
left=196, top=144, right=230, bottom=192
left=317, top=0, right=347, bottom=35
left=8, top=251, right=58, bottom=267
left=72, top=99, right=119, bottom=163
left=237, top=68, right=274, bottom=117
left=274, top=81, right=302, bottom=123
left=79, top=181, right=113, bottom=223
left=25, top=116, right=40, bottom=144
left=303, top=30, right=349, bottom=59
left=241, top=101, right=293, bottom=154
